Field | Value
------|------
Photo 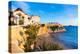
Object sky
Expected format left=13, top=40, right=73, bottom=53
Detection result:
left=9, top=1, right=78, bottom=26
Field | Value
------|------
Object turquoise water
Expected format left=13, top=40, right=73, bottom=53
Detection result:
left=52, top=26, right=78, bottom=49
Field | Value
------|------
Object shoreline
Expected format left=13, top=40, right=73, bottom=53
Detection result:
left=35, top=33, right=68, bottom=51
left=50, top=31, right=78, bottom=49
left=49, top=33, right=68, bottom=49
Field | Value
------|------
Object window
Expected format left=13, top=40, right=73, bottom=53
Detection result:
left=28, top=17, right=31, bottom=20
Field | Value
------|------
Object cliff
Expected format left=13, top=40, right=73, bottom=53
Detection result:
left=9, top=24, right=65, bottom=53
left=9, top=26, right=29, bottom=53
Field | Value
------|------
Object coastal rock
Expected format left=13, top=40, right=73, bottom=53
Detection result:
left=54, top=28, right=66, bottom=33
left=37, top=26, right=49, bottom=36
left=9, top=26, right=28, bottom=53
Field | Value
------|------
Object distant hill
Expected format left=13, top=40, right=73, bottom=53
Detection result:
left=47, top=22, right=63, bottom=27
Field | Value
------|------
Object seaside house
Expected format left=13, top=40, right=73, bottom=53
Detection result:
left=9, top=8, right=40, bottom=26
left=29, top=16, right=40, bottom=25
left=13, top=8, right=25, bottom=25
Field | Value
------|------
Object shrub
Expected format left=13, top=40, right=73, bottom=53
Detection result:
left=43, top=43, right=63, bottom=51
left=50, top=26, right=59, bottom=31
left=24, top=24, right=40, bottom=52
left=50, top=26, right=65, bottom=32
left=23, top=25, right=63, bottom=52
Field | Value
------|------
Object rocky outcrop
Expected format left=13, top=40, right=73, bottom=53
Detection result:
left=9, top=25, right=51, bottom=52
left=9, top=26, right=28, bottom=53
left=37, top=26, right=49, bottom=36
left=9, top=24, right=65, bottom=53
left=54, top=28, right=66, bottom=33
left=47, top=23, right=66, bottom=33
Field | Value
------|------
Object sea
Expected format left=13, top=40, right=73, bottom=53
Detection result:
left=52, top=26, right=78, bottom=49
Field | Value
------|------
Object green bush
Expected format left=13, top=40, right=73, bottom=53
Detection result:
left=50, top=26, right=59, bottom=31
left=24, top=25, right=40, bottom=52
left=50, top=26, right=64, bottom=32
left=23, top=25, right=63, bottom=52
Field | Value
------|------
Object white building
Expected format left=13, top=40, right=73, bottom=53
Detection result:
left=13, top=8, right=25, bottom=25
left=9, top=8, right=40, bottom=26
left=30, top=16, right=40, bottom=25
left=24, top=14, right=30, bottom=25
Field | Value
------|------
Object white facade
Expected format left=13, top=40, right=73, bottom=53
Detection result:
left=13, top=10, right=25, bottom=25
left=11, top=9, right=40, bottom=26
left=31, top=16, right=40, bottom=25
left=24, top=14, right=30, bottom=26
